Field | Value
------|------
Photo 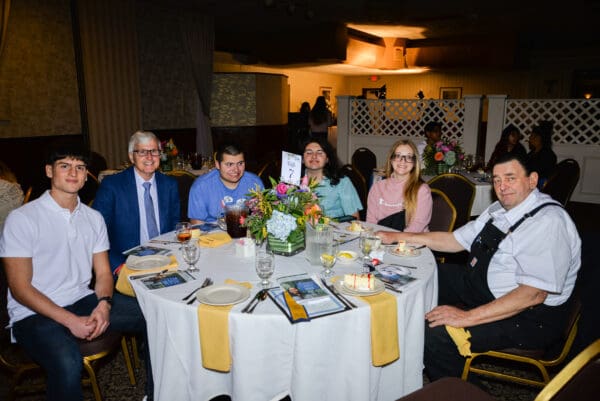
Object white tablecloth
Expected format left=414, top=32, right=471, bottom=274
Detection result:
left=131, top=226, right=438, bottom=401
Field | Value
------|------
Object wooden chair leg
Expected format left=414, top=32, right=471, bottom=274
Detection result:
left=130, top=335, right=140, bottom=369
left=121, top=336, right=137, bottom=385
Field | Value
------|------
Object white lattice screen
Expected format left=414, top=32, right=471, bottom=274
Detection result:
left=504, top=99, right=600, bottom=145
left=350, top=99, right=465, bottom=143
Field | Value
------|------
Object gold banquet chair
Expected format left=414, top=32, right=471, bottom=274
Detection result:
left=0, top=266, right=137, bottom=401
left=429, top=188, right=457, bottom=232
left=461, top=295, right=582, bottom=387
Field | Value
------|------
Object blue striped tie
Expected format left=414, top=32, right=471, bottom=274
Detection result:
left=143, top=182, right=159, bottom=239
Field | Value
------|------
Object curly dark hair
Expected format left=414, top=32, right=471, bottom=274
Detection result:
left=301, top=137, right=342, bottom=186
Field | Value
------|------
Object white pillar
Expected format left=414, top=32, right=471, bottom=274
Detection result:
left=336, top=95, right=352, bottom=164
left=485, top=95, right=508, bottom=161
left=463, top=95, right=483, bottom=156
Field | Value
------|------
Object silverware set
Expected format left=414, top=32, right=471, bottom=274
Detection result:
left=320, top=278, right=356, bottom=309
left=182, top=277, right=213, bottom=304
left=241, top=289, right=268, bottom=313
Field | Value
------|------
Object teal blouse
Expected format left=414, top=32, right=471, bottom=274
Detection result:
left=315, top=176, right=363, bottom=218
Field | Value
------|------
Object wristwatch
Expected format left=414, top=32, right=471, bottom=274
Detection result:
left=97, top=296, right=113, bottom=307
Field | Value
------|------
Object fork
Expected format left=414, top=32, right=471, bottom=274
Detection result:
left=186, top=278, right=213, bottom=304
left=182, top=277, right=211, bottom=302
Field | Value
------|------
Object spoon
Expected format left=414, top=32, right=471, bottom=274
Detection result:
left=247, top=290, right=268, bottom=313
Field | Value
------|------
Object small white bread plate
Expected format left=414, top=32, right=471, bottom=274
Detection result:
left=334, top=277, right=385, bottom=296
left=387, top=246, right=421, bottom=258
left=127, top=255, right=171, bottom=271
left=196, top=284, right=250, bottom=306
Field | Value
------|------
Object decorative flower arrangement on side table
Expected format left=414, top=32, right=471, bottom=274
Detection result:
left=245, top=176, right=328, bottom=256
left=423, top=138, right=464, bottom=175
left=160, top=138, right=178, bottom=171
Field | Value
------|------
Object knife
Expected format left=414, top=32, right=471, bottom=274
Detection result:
left=181, top=277, right=210, bottom=301
left=241, top=290, right=263, bottom=313
left=320, top=278, right=356, bottom=309
left=131, top=269, right=169, bottom=280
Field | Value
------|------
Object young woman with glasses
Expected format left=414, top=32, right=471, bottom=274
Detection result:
left=366, top=139, right=432, bottom=231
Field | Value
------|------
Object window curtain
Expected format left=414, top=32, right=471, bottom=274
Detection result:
left=180, top=13, right=214, bottom=157
left=0, top=0, right=10, bottom=59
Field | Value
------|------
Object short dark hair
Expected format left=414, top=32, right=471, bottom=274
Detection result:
left=424, top=121, right=442, bottom=133
left=492, top=152, right=532, bottom=175
left=45, top=145, right=90, bottom=167
left=216, top=143, right=244, bottom=162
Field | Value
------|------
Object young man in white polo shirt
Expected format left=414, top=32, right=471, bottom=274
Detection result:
left=0, top=146, right=153, bottom=401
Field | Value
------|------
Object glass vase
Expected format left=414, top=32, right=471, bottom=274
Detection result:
left=161, top=157, right=173, bottom=172
left=436, top=162, right=450, bottom=175
left=267, top=231, right=305, bottom=256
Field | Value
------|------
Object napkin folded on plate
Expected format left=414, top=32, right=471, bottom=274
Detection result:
left=359, top=292, right=399, bottom=366
left=283, top=291, right=309, bottom=323
left=197, top=279, right=252, bottom=372
left=197, top=232, right=232, bottom=248
left=445, top=325, right=472, bottom=357
left=115, top=255, right=178, bottom=297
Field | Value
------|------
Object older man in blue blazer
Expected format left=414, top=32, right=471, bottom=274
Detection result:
left=93, top=131, right=180, bottom=274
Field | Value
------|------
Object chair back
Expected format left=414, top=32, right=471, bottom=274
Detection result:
left=427, top=173, right=475, bottom=229
left=351, top=147, right=377, bottom=190
left=541, top=158, right=580, bottom=206
left=534, top=339, right=600, bottom=401
left=341, top=164, right=367, bottom=220
left=165, top=170, right=197, bottom=221
left=429, top=188, right=457, bottom=232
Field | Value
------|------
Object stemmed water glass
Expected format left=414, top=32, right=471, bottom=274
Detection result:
left=181, top=242, right=201, bottom=272
left=175, top=222, right=191, bottom=244
left=320, top=242, right=338, bottom=277
left=255, top=246, right=275, bottom=288
left=359, top=232, right=381, bottom=272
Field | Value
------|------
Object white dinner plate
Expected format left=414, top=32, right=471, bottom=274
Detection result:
left=334, top=277, right=385, bottom=296
left=126, top=255, right=172, bottom=271
left=387, top=246, right=421, bottom=258
left=196, top=284, right=250, bottom=306
left=336, top=250, right=358, bottom=264
left=345, top=225, right=366, bottom=234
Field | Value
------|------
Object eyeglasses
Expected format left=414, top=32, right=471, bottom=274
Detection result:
left=391, top=154, right=416, bottom=163
left=222, top=161, right=245, bottom=169
left=304, top=150, right=326, bottom=157
left=133, top=149, right=161, bottom=157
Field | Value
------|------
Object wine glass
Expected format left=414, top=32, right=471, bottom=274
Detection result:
left=255, top=246, right=275, bottom=288
left=359, top=232, right=381, bottom=272
left=320, top=242, right=338, bottom=277
left=175, top=222, right=191, bottom=244
left=181, top=242, right=201, bottom=272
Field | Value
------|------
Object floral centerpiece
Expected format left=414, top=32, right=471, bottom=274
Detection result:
left=423, top=138, right=464, bottom=175
left=245, top=176, right=328, bottom=255
left=160, top=138, right=178, bottom=171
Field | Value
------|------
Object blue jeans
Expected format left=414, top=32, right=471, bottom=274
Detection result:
left=12, top=293, right=153, bottom=401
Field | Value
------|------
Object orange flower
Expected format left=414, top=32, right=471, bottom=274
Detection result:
left=434, top=151, right=444, bottom=161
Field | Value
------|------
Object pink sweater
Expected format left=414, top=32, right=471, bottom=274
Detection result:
left=366, top=179, right=432, bottom=232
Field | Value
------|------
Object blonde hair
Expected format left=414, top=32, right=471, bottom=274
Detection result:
left=0, top=160, right=18, bottom=183
left=384, top=139, right=423, bottom=226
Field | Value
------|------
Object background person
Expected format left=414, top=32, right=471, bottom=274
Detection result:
left=486, top=124, right=526, bottom=170
left=308, top=96, right=333, bottom=140
left=93, top=131, right=180, bottom=273
left=376, top=153, right=580, bottom=381
left=367, top=139, right=432, bottom=231
left=417, top=121, right=443, bottom=168
left=0, top=160, right=24, bottom=232
left=188, top=143, right=263, bottom=224
left=1, top=146, right=153, bottom=401
left=302, top=138, right=362, bottom=220
left=526, top=120, right=557, bottom=189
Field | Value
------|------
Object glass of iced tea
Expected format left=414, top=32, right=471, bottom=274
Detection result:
left=175, top=222, right=192, bottom=244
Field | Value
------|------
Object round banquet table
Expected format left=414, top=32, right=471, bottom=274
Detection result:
left=131, top=224, right=438, bottom=401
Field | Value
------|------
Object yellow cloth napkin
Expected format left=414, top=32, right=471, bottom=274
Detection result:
left=360, top=292, right=400, bottom=366
left=197, top=232, right=232, bottom=248
left=115, top=256, right=178, bottom=297
left=197, top=279, right=251, bottom=372
left=445, top=325, right=472, bottom=357
left=283, top=291, right=309, bottom=323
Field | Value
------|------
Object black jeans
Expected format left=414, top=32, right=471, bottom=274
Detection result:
left=12, top=293, right=153, bottom=401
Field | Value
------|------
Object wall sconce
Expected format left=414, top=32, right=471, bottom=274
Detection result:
left=583, top=92, right=592, bottom=99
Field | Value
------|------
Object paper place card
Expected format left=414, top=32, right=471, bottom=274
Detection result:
left=281, top=151, right=302, bottom=186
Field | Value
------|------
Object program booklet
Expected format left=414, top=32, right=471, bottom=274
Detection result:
left=137, top=270, right=194, bottom=290
left=267, top=273, right=347, bottom=323
left=123, top=245, right=171, bottom=257
left=373, top=265, right=417, bottom=291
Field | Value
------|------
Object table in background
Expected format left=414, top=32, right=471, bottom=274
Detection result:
left=131, top=225, right=438, bottom=401
left=373, top=169, right=494, bottom=216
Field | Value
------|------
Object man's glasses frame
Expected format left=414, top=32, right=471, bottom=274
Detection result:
left=133, top=149, right=161, bottom=157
